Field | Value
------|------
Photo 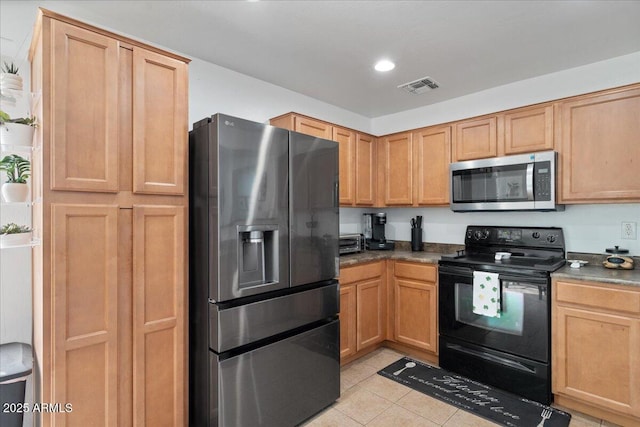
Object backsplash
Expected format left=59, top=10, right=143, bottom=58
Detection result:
left=340, top=204, right=640, bottom=255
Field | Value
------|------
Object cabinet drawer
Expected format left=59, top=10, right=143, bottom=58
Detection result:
left=339, top=261, right=383, bottom=285
left=555, top=280, right=640, bottom=315
left=394, top=261, right=436, bottom=282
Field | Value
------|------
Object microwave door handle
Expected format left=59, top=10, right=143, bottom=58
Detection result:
left=526, top=163, right=534, bottom=200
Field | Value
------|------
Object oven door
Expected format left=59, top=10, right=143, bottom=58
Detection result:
left=438, top=264, right=549, bottom=363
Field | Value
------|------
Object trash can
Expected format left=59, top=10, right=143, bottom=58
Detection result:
left=0, top=342, right=33, bottom=427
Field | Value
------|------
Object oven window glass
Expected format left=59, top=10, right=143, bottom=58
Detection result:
left=454, top=281, right=524, bottom=335
left=452, top=164, right=529, bottom=203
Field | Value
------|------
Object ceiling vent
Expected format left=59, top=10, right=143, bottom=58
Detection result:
left=398, top=76, right=439, bottom=95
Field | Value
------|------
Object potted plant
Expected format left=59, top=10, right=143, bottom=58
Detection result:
left=0, top=223, right=32, bottom=247
left=0, top=154, right=30, bottom=202
left=0, top=61, right=23, bottom=92
left=0, top=110, right=36, bottom=147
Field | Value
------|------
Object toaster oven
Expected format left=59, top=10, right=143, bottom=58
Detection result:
left=339, top=234, right=363, bottom=255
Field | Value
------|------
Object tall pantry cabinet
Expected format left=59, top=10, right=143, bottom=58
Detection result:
left=29, top=9, right=189, bottom=427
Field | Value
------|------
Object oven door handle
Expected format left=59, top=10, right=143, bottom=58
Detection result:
left=447, top=343, right=537, bottom=374
left=499, top=274, right=548, bottom=286
left=438, top=265, right=474, bottom=276
left=439, top=267, right=549, bottom=286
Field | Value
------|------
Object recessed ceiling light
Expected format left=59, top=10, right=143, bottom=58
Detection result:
left=374, top=60, right=395, bottom=72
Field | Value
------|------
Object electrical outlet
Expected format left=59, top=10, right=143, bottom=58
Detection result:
left=621, top=222, right=637, bottom=240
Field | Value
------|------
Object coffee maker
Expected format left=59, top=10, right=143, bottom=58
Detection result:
left=362, top=213, right=395, bottom=250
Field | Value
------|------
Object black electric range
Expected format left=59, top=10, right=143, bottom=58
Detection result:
left=438, top=225, right=566, bottom=404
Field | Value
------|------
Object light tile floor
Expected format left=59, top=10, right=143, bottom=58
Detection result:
left=301, top=348, right=620, bottom=427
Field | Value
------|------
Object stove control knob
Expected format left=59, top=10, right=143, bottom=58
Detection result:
left=467, top=230, right=473, bottom=239
left=475, top=229, right=489, bottom=240
left=532, top=232, right=540, bottom=239
left=547, top=234, right=557, bottom=243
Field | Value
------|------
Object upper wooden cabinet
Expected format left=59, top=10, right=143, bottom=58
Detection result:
left=380, top=132, right=413, bottom=205
left=354, top=133, right=376, bottom=205
left=50, top=20, right=120, bottom=192
left=332, top=126, right=355, bottom=205
left=132, top=48, right=188, bottom=195
left=271, top=113, right=376, bottom=207
left=452, top=104, right=554, bottom=161
left=556, top=85, right=640, bottom=203
left=46, top=17, right=188, bottom=196
left=502, top=104, right=554, bottom=155
left=271, top=113, right=332, bottom=139
left=413, top=125, right=451, bottom=205
left=292, top=115, right=332, bottom=139
left=452, top=116, right=497, bottom=161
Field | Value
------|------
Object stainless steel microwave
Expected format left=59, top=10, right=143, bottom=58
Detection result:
left=450, top=151, right=563, bottom=212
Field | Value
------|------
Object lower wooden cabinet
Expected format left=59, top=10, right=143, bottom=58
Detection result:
left=552, top=279, right=640, bottom=425
left=43, top=204, right=187, bottom=426
left=50, top=205, right=120, bottom=425
left=391, top=261, right=438, bottom=354
left=339, top=284, right=357, bottom=358
left=339, top=261, right=386, bottom=361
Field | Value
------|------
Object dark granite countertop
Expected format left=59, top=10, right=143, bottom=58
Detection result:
left=552, top=263, right=640, bottom=287
left=339, top=241, right=462, bottom=267
left=339, top=250, right=446, bottom=267
left=340, top=246, right=640, bottom=288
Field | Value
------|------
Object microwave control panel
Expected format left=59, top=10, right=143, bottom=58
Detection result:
left=534, top=161, right=552, bottom=201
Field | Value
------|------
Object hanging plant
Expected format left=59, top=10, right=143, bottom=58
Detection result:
left=0, top=110, right=37, bottom=127
left=1, top=61, right=20, bottom=75
left=0, top=223, right=32, bottom=235
left=0, top=154, right=31, bottom=183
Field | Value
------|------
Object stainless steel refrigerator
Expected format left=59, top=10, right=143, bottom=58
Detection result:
left=189, top=114, right=340, bottom=426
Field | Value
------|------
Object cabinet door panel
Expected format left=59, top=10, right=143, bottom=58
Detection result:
left=333, top=126, right=355, bottom=205
left=356, top=278, right=384, bottom=350
left=557, top=87, right=640, bottom=202
left=51, top=20, right=119, bottom=192
left=453, top=117, right=497, bottom=161
left=554, top=306, right=640, bottom=416
left=295, top=116, right=332, bottom=139
left=133, top=205, right=186, bottom=426
left=339, top=285, right=357, bottom=359
left=355, top=133, right=376, bottom=206
left=394, top=279, right=437, bottom=352
left=382, top=133, right=412, bottom=205
left=504, top=105, right=553, bottom=155
left=414, top=126, right=451, bottom=205
left=51, top=204, right=119, bottom=426
left=133, top=48, right=188, bottom=195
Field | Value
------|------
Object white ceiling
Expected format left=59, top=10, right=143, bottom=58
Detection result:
left=2, top=1, right=640, bottom=118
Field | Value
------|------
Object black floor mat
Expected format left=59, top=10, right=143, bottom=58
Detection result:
left=378, top=357, right=571, bottom=427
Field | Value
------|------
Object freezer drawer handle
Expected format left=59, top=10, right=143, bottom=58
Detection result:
left=447, top=343, right=537, bottom=374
